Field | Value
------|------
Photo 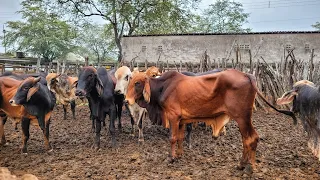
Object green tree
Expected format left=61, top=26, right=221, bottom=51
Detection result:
left=3, top=0, right=77, bottom=62
left=56, top=0, right=200, bottom=62
left=199, top=0, right=250, bottom=33
left=76, top=23, right=117, bottom=66
left=312, top=22, right=320, bottom=30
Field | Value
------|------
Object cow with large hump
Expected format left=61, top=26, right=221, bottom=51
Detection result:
left=125, top=69, right=296, bottom=173
left=277, top=80, right=320, bottom=161
left=75, top=66, right=119, bottom=149
left=46, top=73, right=78, bottom=120
left=0, top=76, right=55, bottom=153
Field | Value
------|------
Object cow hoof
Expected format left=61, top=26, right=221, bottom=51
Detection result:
left=138, top=138, right=144, bottom=142
left=47, top=148, right=53, bottom=153
left=243, top=164, right=253, bottom=175
left=167, top=156, right=177, bottom=163
left=212, top=136, right=219, bottom=140
left=130, top=133, right=135, bottom=137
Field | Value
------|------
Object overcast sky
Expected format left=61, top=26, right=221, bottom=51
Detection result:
left=1, top=0, right=320, bottom=53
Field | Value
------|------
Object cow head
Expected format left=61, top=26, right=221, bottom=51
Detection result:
left=114, top=66, right=132, bottom=95
left=125, top=72, right=150, bottom=105
left=46, top=73, right=61, bottom=92
left=277, top=80, right=315, bottom=105
left=145, top=66, right=161, bottom=78
left=9, top=77, right=41, bottom=106
left=75, top=66, right=103, bottom=97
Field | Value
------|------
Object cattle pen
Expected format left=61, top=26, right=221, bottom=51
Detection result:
left=0, top=49, right=320, bottom=179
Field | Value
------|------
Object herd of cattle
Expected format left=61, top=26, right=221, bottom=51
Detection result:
left=0, top=65, right=319, bottom=174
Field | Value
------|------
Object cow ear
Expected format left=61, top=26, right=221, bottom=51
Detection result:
left=143, top=78, right=151, bottom=103
left=95, top=75, right=104, bottom=96
left=72, top=80, right=78, bottom=88
left=27, top=84, right=40, bottom=101
left=276, top=90, right=298, bottom=105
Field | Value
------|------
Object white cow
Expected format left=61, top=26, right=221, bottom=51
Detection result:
left=115, top=66, right=148, bottom=142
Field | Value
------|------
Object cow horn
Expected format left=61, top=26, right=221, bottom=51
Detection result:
left=33, top=77, right=41, bottom=84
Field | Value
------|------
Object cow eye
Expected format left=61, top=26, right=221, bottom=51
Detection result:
left=23, top=87, right=29, bottom=91
left=152, top=74, right=156, bottom=77
left=125, top=75, right=129, bottom=81
left=134, top=81, right=140, bottom=86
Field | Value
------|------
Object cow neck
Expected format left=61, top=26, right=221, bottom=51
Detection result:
left=24, top=83, right=54, bottom=115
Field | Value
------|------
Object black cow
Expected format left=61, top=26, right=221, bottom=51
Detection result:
left=277, top=80, right=320, bottom=161
left=75, top=66, right=118, bottom=149
left=9, top=77, right=56, bottom=153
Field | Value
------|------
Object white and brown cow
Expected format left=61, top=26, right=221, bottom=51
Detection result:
left=46, top=73, right=78, bottom=120
left=115, top=66, right=148, bottom=142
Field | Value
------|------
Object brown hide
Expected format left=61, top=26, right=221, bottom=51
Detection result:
left=0, top=77, right=51, bottom=149
left=125, top=69, right=295, bottom=171
left=46, top=73, right=78, bottom=105
left=145, top=66, right=161, bottom=77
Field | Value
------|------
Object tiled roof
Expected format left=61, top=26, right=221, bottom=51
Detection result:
left=124, top=31, right=320, bottom=37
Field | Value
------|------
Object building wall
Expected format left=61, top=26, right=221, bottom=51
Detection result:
left=122, top=33, right=320, bottom=64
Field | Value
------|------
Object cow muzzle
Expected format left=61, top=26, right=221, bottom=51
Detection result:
left=9, top=99, right=18, bottom=106
left=75, top=89, right=86, bottom=97
left=115, top=90, right=122, bottom=95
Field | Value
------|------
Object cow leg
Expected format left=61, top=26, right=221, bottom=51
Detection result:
left=117, top=101, right=123, bottom=133
left=169, top=120, right=179, bottom=162
left=186, top=123, right=192, bottom=149
left=63, top=105, right=67, bottom=120
left=94, top=116, right=101, bottom=150
left=21, top=118, right=30, bottom=154
left=109, top=106, right=117, bottom=147
left=177, top=123, right=185, bottom=157
left=91, top=116, right=95, bottom=133
left=70, top=100, right=76, bottom=120
left=88, top=98, right=95, bottom=133
left=137, top=110, right=144, bottom=142
left=0, top=116, right=7, bottom=146
left=43, top=119, right=52, bottom=152
left=236, top=118, right=259, bottom=174
left=125, top=103, right=135, bottom=136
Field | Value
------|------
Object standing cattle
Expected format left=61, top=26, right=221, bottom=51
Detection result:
left=0, top=72, right=48, bottom=132
left=277, top=80, right=320, bottom=160
left=0, top=76, right=55, bottom=153
left=46, top=73, right=78, bottom=120
left=181, top=69, right=228, bottom=138
left=125, top=69, right=296, bottom=173
left=75, top=66, right=118, bottom=149
left=114, top=66, right=150, bottom=142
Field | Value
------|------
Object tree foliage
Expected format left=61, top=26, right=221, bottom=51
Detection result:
left=312, top=22, right=320, bottom=30
left=55, top=0, right=200, bottom=62
left=199, top=0, right=250, bottom=33
left=76, top=23, right=117, bottom=65
left=3, top=0, right=77, bottom=62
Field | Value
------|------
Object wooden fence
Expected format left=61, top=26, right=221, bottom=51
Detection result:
left=0, top=48, right=318, bottom=111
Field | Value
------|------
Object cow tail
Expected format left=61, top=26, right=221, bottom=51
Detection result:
left=245, top=73, right=297, bottom=125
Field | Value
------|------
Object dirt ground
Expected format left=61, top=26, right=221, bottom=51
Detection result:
left=0, top=105, right=319, bottom=180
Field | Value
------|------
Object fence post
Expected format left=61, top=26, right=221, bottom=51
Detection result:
left=36, top=57, right=41, bottom=73
left=85, top=57, right=89, bottom=66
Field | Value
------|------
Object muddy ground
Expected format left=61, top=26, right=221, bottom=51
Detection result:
left=0, top=105, right=319, bottom=180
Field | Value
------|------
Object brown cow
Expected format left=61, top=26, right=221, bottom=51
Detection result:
left=0, top=76, right=55, bottom=153
left=125, top=69, right=296, bottom=173
left=46, top=73, right=78, bottom=120
left=145, top=66, right=162, bottom=77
